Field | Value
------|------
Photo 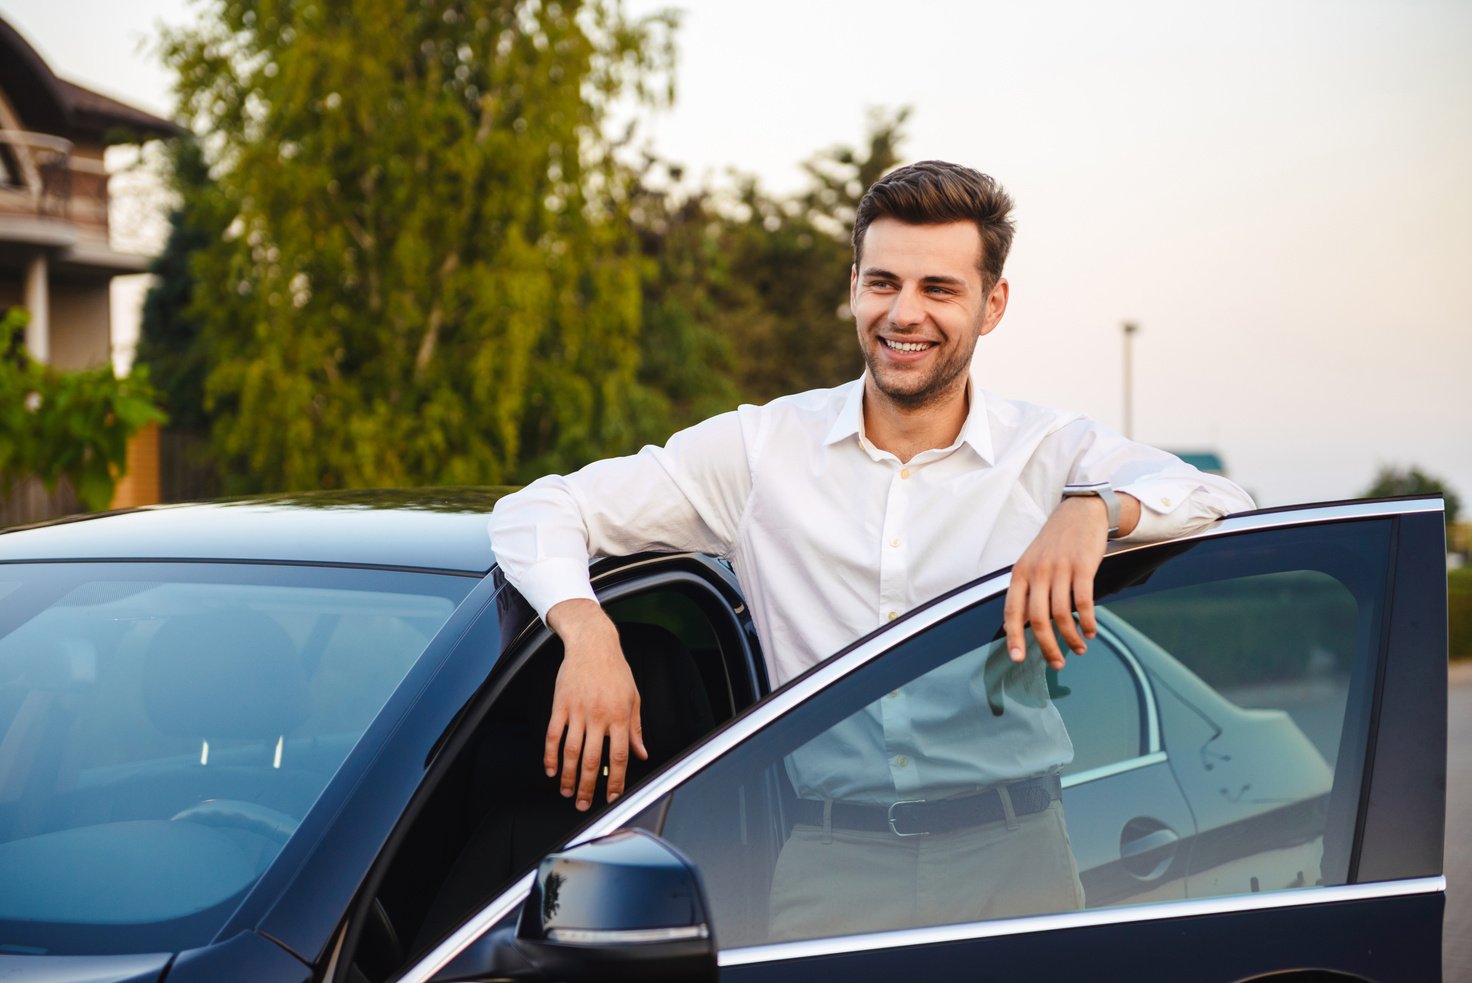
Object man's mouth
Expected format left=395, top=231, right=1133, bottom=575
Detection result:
left=881, top=337, right=936, bottom=354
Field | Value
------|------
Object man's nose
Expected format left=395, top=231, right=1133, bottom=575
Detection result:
left=889, top=284, right=925, bottom=326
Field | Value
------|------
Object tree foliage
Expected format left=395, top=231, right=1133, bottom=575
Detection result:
left=632, top=107, right=908, bottom=412
left=137, top=137, right=221, bottom=433
left=150, top=0, right=911, bottom=492
left=1, top=309, right=167, bottom=511
left=162, top=0, right=677, bottom=492
left=1363, top=464, right=1462, bottom=526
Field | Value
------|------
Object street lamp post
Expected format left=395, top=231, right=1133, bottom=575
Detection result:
left=1122, top=321, right=1139, bottom=440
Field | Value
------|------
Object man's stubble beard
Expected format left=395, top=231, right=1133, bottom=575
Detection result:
left=861, top=333, right=977, bottom=412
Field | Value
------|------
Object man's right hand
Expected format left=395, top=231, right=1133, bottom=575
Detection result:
left=544, top=599, right=648, bottom=812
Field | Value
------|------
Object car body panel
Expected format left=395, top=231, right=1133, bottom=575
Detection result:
left=0, top=495, right=1446, bottom=981
left=398, top=498, right=1446, bottom=983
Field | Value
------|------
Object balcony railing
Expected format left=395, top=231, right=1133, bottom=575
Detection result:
left=0, top=129, right=73, bottom=219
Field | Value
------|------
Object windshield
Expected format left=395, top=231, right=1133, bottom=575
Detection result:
left=0, top=562, right=474, bottom=956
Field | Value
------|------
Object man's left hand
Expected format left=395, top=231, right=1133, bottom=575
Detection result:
left=1003, top=492, right=1141, bottom=669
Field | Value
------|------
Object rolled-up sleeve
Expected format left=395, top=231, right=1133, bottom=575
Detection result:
left=488, top=410, right=754, bottom=620
left=1051, top=419, right=1256, bottom=542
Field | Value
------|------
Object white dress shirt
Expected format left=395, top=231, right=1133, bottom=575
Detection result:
left=488, top=362, right=1255, bottom=796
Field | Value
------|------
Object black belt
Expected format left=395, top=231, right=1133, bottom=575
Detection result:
left=793, top=774, right=1062, bottom=837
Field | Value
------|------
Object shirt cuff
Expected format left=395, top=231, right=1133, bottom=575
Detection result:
left=1117, top=478, right=1195, bottom=541
left=513, top=557, right=599, bottom=622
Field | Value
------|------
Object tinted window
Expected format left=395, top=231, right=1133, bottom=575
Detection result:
left=636, top=519, right=1391, bottom=950
left=1052, top=639, right=1146, bottom=777
left=0, top=562, right=471, bottom=956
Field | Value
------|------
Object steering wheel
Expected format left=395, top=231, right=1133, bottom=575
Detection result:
left=171, top=799, right=301, bottom=846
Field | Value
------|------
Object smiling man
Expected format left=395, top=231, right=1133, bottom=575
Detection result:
left=489, top=160, right=1253, bottom=931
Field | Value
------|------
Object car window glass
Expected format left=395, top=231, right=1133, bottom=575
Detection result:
left=0, top=562, right=469, bottom=957
left=637, top=519, right=1391, bottom=951
left=1052, top=637, right=1145, bottom=777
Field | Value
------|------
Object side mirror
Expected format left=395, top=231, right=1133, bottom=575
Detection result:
left=432, top=829, right=717, bottom=983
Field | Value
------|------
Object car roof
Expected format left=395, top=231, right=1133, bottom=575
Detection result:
left=0, top=488, right=515, bottom=574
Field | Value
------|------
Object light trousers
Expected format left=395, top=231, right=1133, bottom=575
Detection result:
left=768, top=800, right=1085, bottom=942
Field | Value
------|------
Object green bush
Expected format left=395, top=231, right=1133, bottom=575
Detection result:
left=1451, top=567, right=1472, bottom=662
left=2, top=308, right=167, bottom=511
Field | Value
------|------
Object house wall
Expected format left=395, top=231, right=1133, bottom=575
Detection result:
left=47, top=277, right=110, bottom=369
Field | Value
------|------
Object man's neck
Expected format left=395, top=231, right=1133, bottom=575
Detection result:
left=861, top=378, right=971, bottom=463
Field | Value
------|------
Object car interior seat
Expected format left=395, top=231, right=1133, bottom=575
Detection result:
left=135, top=609, right=316, bottom=823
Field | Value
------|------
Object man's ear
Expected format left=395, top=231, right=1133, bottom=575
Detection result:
left=979, top=277, right=1009, bottom=337
left=849, top=264, right=859, bottom=311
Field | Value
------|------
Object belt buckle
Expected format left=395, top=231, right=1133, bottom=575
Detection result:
left=887, top=798, right=928, bottom=837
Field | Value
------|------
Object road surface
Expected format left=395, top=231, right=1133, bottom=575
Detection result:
left=1444, top=662, right=1471, bottom=981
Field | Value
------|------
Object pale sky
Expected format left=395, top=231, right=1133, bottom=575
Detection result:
left=3, top=0, right=1469, bottom=509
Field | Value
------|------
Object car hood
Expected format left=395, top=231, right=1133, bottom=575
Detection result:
left=0, top=952, right=169, bottom=983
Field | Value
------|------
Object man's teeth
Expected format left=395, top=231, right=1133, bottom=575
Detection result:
left=884, top=338, right=931, bottom=353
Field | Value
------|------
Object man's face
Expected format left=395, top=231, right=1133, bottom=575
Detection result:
left=851, top=218, right=1008, bottom=410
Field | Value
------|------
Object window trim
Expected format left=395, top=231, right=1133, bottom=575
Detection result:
left=398, top=498, right=1437, bottom=983
left=331, top=564, right=754, bottom=981
left=716, top=876, right=1446, bottom=968
left=1058, top=618, right=1163, bottom=789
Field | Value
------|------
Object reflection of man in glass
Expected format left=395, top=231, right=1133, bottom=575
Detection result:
left=490, top=162, right=1254, bottom=936
left=775, top=634, right=1078, bottom=938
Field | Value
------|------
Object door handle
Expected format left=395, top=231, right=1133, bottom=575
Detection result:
left=1120, top=818, right=1180, bottom=881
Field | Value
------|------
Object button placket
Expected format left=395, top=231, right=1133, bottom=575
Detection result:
left=877, top=464, right=911, bottom=626
left=880, top=685, right=918, bottom=795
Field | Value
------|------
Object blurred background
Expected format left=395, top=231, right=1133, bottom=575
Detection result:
left=0, top=0, right=1467, bottom=536
left=0, top=2, right=1468, bottom=974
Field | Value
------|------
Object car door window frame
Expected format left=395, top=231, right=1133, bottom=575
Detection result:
left=397, top=499, right=1446, bottom=983
left=1058, top=621, right=1165, bottom=788
left=330, top=561, right=760, bottom=982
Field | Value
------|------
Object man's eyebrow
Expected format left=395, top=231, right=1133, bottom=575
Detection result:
left=859, top=266, right=969, bottom=288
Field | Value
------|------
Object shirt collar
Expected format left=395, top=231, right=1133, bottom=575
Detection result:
left=823, top=364, right=996, bottom=465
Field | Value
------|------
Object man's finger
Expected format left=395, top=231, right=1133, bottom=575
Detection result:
left=606, top=724, right=631, bottom=803
left=1051, top=573, right=1087, bottom=655
left=1004, top=579, right=1028, bottom=662
left=544, top=703, right=568, bottom=778
left=560, top=721, right=584, bottom=798
left=1028, top=584, right=1064, bottom=669
left=630, top=699, right=649, bottom=762
left=1074, top=570, right=1097, bottom=640
left=575, top=727, right=606, bottom=812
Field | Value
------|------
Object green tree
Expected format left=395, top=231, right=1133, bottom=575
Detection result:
left=164, top=0, right=676, bottom=492
left=719, top=108, right=908, bottom=403
left=632, top=108, right=909, bottom=413
left=1363, top=465, right=1462, bottom=527
left=136, top=137, right=223, bottom=433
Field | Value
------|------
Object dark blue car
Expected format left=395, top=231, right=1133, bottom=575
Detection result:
left=0, top=492, right=1447, bottom=981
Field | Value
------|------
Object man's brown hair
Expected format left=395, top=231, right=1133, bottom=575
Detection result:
left=852, top=160, right=1016, bottom=288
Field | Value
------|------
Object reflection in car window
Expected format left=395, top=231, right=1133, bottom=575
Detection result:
left=637, top=519, right=1391, bottom=950
left=0, top=562, right=471, bottom=956
left=1052, top=636, right=1145, bottom=777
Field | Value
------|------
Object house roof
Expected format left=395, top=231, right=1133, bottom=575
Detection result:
left=0, top=15, right=184, bottom=143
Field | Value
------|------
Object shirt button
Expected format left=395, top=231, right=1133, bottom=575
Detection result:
left=895, top=755, right=910, bottom=768
left=889, top=537, right=900, bottom=548
left=900, top=468, right=911, bottom=480
left=1162, top=497, right=1172, bottom=507
left=888, top=690, right=900, bottom=699
left=887, top=611, right=899, bottom=622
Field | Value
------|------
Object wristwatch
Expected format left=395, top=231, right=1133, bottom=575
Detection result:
left=1062, top=482, right=1122, bottom=539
